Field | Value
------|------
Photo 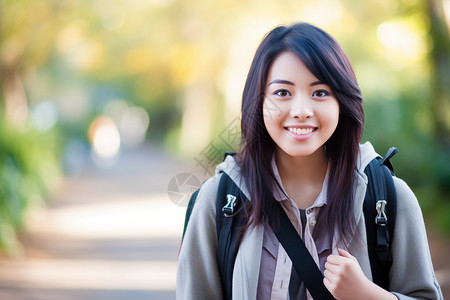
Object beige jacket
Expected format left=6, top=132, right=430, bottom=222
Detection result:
left=177, top=142, right=443, bottom=299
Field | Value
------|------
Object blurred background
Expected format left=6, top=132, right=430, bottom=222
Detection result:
left=0, top=0, right=449, bottom=299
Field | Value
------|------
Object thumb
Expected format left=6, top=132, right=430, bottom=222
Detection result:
left=337, top=248, right=353, bottom=259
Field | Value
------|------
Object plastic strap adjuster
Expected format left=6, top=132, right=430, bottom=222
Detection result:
left=375, top=200, right=387, bottom=225
left=222, top=194, right=237, bottom=216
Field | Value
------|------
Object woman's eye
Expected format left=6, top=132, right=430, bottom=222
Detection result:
left=274, top=90, right=291, bottom=97
left=313, top=90, right=330, bottom=98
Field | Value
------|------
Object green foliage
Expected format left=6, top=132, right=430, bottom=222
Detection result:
left=363, top=93, right=450, bottom=232
left=1, top=0, right=449, bottom=249
left=0, top=120, right=61, bottom=255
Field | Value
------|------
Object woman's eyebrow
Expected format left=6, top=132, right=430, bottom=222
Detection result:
left=268, top=79, right=326, bottom=86
left=268, top=79, right=295, bottom=86
left=310, top=80, right=325, bottom=86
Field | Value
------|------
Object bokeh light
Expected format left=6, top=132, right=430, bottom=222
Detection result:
left=377, top=16, right=430, bottom=70
left=31, top=100, right=58, bottom=132
left=88, top=116, right=121, bottom=161
left=118, top=106, right=150, bottom=148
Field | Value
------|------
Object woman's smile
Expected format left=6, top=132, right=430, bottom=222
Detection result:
left=285, top=126, right=317, bottom=140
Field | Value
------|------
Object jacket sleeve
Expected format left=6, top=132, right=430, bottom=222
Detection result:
left=176, top=174, right=224, bottom=300
left=389, top=177, right=444, bottom=300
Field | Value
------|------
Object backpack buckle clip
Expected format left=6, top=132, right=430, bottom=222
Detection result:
left=375, top=200, right=387, bottom=225
left=222, top=194, right=237, bottom=216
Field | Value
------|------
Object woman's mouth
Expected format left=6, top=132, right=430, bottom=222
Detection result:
left=287, top=127, right=316, bottom=135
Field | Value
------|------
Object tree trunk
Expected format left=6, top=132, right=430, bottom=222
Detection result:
left=428, top=0, right=450, bottom=149
left=2, top=71, right=29, bottom=127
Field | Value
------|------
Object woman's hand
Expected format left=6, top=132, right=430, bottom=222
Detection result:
left=323, top=248, right=397, bottom=300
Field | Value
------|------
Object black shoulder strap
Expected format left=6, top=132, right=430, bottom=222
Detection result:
left=182, top=172, right=246, bottom=299
left=363, top=147, right=398, bottom=290
left=215, top=172, right=248, bottom=300
left=272, top=204, right=335, bottom=300
left=182, top=189, right=199, bottom=240
left=182, top=152, right=238, bottom=241
left=182, top=152, right=245, bottom=299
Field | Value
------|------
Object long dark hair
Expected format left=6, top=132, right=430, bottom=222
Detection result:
left=238, top=23, right=364, bottom=245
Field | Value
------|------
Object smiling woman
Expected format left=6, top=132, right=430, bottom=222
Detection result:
left=263, top=51, right=340, bottom=162
left=177, top=22, right=443, bottom=300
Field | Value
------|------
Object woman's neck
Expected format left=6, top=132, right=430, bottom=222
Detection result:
left=275, top=147, right=329, bottom=209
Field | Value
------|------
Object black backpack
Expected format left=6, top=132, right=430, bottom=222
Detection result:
left=182, top=147, right=398, bottom=299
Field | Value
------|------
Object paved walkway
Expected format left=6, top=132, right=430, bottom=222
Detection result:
left=0, top=144, right=449, bottom=299
left=0, top=144, right=204, bottom=300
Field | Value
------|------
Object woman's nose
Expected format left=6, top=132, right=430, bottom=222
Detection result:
left=290, top=95, right=313, bottom=120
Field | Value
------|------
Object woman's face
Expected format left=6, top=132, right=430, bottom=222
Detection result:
left=263, top=51, right=340, bottom=159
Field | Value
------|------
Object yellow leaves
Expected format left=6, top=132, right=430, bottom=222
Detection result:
left=56, top=25, right=105, bottom=72
left=123, top=47, right=156, bottom=75
left=377, top=14, right=432, bottom=70
left=121, top=43, right=199, bottom=88
left=101, top=5, right=127, bottom=31
left=169, top=44, right=199, bottom=88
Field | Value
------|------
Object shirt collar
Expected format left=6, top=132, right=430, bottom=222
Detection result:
left=271, top=156, right=329, bottom=209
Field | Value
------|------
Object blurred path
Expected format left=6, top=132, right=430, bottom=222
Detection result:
left=0, top=144, right=201, bottom=300
left=0, top=144, right=449, bottom=299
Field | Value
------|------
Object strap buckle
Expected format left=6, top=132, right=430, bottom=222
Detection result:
left=222, top=194, right=237, bottom=216
left=375, top=200, right=387, bottom=225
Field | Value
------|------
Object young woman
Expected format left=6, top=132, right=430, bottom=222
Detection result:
left=177, top=23, right=443, bottom=300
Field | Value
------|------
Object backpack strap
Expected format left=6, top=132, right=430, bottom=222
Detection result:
left=182, top=189, right=200, bottom=240
left=215, top=172, right=248, bottom=300
left=182, top=152, right=238, bottom=241
left=363, top=147, right=398, bottom=290
left=182, top=152, right=245, bottom=299
left=381, top=147, right=398, bottom=173
left=272, top=204, right=336, bottom=300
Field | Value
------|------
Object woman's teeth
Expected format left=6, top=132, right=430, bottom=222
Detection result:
left=288, top=127, right=314, bottom=135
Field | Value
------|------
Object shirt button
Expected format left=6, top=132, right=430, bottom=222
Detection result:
left=306, top=209, right=312, bottom=214
left=310, top=218, right=316, bottom=227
